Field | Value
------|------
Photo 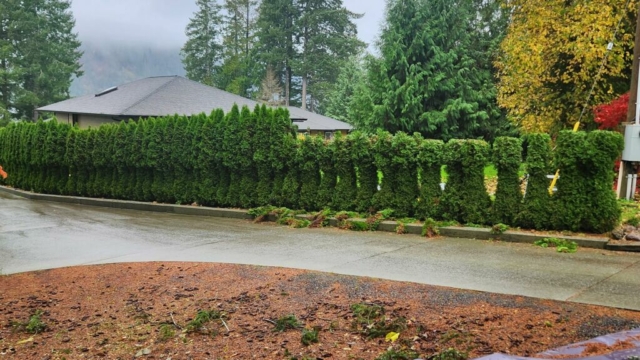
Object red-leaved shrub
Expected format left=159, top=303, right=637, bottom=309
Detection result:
left=593, top=93, right=629, bottom=129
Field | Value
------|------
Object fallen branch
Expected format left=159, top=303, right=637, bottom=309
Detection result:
left=170, top=312, right=182, bottom=329
left=221, top=318, right=230, bottom=332
left=263, top=318, right=276, bottom=325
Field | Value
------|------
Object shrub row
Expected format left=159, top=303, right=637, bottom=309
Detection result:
left=0, top=106, right=623, bottom=232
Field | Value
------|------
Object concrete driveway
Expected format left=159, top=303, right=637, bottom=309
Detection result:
left=1, top=191, right=639, bottom=310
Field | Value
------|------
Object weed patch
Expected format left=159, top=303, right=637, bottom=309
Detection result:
left=350, top=303, right=406, bottom=339
left=185, top=310, right=227, bottom=335
left=301, top=328, right=319, bottom=346
left=375, top=349, right=419, bottom=360
left=429, top=348, right=468, bottom=360
left=158, top=324, right=175, bottom=341
left=534, top=238, right=578, bottom=253
left=12, top=310, right=47, bottom=334
left=273, top=315, right=301, bottom=332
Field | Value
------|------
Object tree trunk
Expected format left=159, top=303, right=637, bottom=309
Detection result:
left=285, top=65, right=291, bottom=107
left=302, top=76, right=307, bottom=110
left=626, top=2, right=640, bottom=123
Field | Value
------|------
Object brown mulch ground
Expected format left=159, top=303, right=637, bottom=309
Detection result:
left=1, top=263, right=640, bottom=360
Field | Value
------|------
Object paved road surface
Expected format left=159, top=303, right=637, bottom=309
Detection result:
left=1, top=191, right=639, bottom=310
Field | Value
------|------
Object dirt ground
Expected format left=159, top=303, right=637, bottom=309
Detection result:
left=1, top=263, right=639, bottom=360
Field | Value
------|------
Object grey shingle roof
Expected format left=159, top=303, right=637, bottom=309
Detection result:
left=37, top=76, right=352, bottom=132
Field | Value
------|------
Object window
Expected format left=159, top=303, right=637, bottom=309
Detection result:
left=324, top=131, right=334, bottom=140
left=72, top=114, right=79, bottom=126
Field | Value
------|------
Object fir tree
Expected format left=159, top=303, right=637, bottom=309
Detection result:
left=359, top=0, right=506, bottom=140
left=181, top=0, right=224, bottom=87
left=0, top=0, right=82, bottom=120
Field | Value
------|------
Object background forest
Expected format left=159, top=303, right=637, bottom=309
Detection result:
left=1, top=0, right=638, bottom=140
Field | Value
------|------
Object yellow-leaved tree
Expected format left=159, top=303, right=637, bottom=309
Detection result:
left=496, top=0, right=637, bottom=133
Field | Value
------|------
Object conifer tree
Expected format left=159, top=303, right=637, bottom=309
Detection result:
left=298, top=134, right=323, bottom=211
left=351, top=131, right=378, bottom=213
left=415, top=135, right=443, bottom=220
left=440, top=140, right=492, bottom=224
left=358, top=0, right=504, bottom=140
left=317, top=137, right=336, bottom=209
left=0, top=0, right=82, bottom=120
left=515, top=134, right=552, bottom=230
left=331, top=132, right=357, bottom=211
left=492, top=137, right=523, bottom=225
left=253, top=105, right=275, bottom=205
left=181, top=0, right=224, bottom=87
left=219, top=0, right=259, bottom=96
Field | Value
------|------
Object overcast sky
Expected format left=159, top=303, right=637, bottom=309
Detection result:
left=70, top=0, right=385, bottom=51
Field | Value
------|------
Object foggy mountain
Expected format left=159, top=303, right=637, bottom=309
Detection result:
left=70, top=42, right=185, bottom=97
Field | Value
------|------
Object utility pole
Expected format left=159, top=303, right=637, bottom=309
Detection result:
left=618, top=3, right=640, bottom=199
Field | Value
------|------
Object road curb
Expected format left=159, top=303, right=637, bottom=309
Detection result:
left=0, top=186, right=252, bottom=220
left=605, top=243, right=640, bottom=252
left=0, top=185, right=612, bottom=250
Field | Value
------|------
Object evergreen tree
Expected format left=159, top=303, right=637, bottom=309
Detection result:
left=351, top=131, right=378, bottom=213
left=389, top=132, right=419, bottom=218
left=298, top=134, right=323, bottom=211
left=324, top=56, right=366, bottom=125
left=440, top=140, right=492, bottom=224
left=258, top=67, right=285, bottom=105
left=294, top=0, right=364, bottom=111
left=317, top=137, right=336, bottom=209
left=359, top=0, right=505, bottom=140
left=219, top=0, right=259, bottom=96
left=492, top=137, right=523, bottom=225
left=256, top=0, right=299, bottom=106
left=331, top=132, right=357, bottom=211
left=515, top=134, right=552, bottom=230
left=372, top=130, right=395, bottom=211
left=0, top=0, right=82, bottom=120
left=253, top=105, right=275, bottom=205
left=181, top=0, right=224, bottom=87
left=415, top=135, right=443, bottom=220
left=238, top=106, right=258, bottom=208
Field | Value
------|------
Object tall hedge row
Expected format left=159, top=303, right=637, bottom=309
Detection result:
left=0, top=110, right=624, bottom=233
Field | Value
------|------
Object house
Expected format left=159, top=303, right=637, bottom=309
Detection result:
left=37, top=76, right=352, bottom=138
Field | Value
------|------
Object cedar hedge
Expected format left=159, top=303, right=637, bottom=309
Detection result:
left=0, top=110, right=624, bottom=233
left=492, top=136, right=523, bottom=225
left=515, top=134, right=552, bottom=230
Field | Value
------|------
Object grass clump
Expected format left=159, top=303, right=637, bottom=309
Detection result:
left=301, top=328, right=319, bottom=346
left=624, top=216, right=640, bottom=227
left=350, top=303, right=406, bottom=339
left=428, top=348, right=468, bottom=360
left=158, top=324, right=175, bottom=341
left=185, top=309, right=225, bottom=334
left=534, top=238, right=578, bottom=253
left=274, top=314, right=301, bottom=332
left=376, top=349, right=419, bottom=360
left=12, top=310, right=47, bottom=334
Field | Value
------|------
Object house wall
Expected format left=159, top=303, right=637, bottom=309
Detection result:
left=54, top=112, right=72, bottom=125
left=305, top=130, right=349, bottom=139
left=54, top=112, right=119, bottom=129
left=79, top=114, right=118, bottom=129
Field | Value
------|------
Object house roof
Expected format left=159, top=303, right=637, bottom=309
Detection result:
left=37, top=76, right=352, bottom=132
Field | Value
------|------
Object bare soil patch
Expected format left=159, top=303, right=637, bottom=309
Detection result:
left=1, top=263, right=639, bottom=360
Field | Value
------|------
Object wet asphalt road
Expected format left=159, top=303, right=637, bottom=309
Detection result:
left=1, top=191, right=640, bottom=310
